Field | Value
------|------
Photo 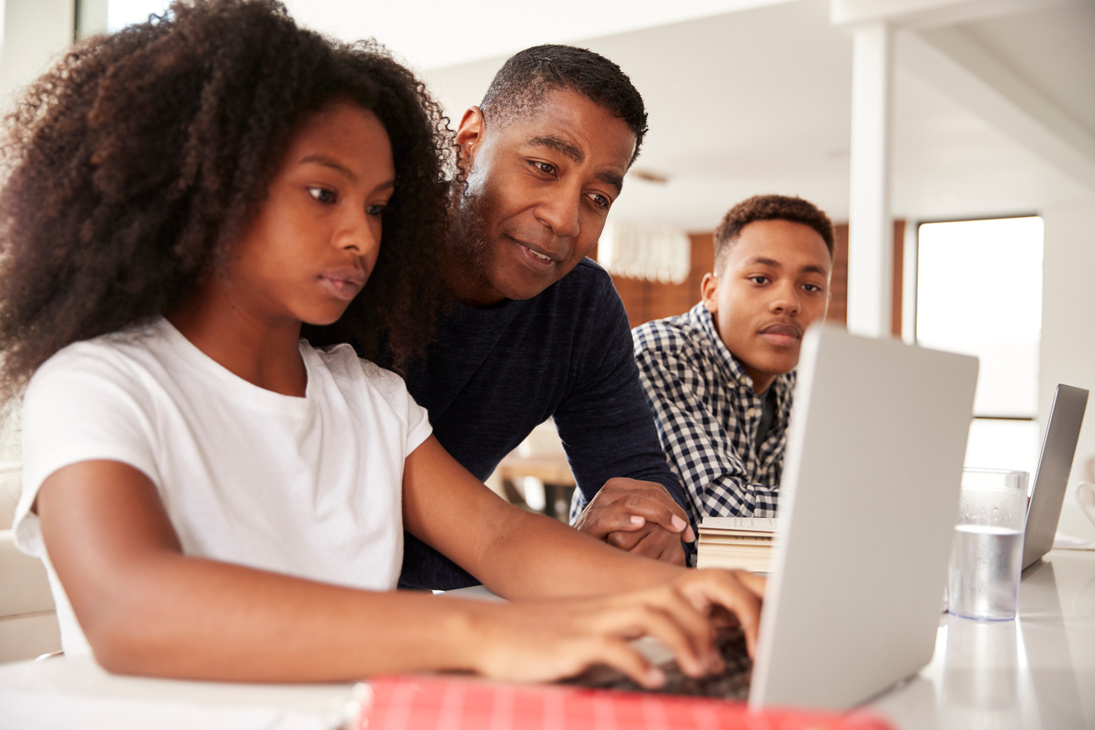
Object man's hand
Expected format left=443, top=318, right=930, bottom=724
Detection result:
left=572, top=478, right=695, bottom=565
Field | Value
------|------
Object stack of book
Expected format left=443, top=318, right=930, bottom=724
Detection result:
left=696, top=516, right=778, bottom=573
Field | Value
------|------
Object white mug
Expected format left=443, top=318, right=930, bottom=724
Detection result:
left=1078, top=482, right=1095, bottom=529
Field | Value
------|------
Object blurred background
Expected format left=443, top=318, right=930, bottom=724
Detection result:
left=3, top=0, right=1094, bottom=487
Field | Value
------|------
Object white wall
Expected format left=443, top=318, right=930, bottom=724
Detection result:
left=1040, top=196, right=1095, bottom=503
left=0, top=0, right=72, bottom=460
left=0, top=0, right=74, bottom=113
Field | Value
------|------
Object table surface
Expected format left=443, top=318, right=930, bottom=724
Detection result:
left=3, top=505, right=1094, bottom=730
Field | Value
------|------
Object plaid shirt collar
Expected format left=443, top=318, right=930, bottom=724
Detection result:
left=688, top=303, right=795, bottom=408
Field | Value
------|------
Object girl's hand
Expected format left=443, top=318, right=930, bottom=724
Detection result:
left=460, top=568, right=764, bottom=688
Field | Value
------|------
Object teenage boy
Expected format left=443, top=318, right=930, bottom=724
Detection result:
left=392, top=46, right=694, bottom=590
left=633, top=195, right=834, bottom=530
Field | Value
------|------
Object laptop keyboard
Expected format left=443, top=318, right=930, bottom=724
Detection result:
left=579, top=626, right=752, bottom=699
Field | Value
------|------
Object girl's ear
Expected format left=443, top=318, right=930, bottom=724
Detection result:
left=455, top=106, right=485, bottom=176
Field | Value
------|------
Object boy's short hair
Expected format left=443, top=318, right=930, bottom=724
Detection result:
left=714, top=195, right=835, bottom=271
left=479, top=44, right=648, bottom=166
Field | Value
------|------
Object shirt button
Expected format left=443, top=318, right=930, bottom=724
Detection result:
left=747, top=408, right=759, bottom=418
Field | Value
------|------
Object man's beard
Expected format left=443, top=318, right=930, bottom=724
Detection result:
left=449, top=182, right=498, bottom=301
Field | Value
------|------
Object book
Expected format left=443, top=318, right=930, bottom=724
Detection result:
left=351, top=674, right=894, bottom=730
left=697, top=516, right=778, bottom=573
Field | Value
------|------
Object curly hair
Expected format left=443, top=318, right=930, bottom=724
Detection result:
left=714, top=194, right=834, bottom=271
left=479, top=44, right=648, bottom=167
left=0, top=0, right=454, bottom=403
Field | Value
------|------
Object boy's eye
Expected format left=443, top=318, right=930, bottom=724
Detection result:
left=803, top=283, right=824, bottom=293
left=308, top=187, right=336, bottom=203
left=749, top=275, right=769, bottom=284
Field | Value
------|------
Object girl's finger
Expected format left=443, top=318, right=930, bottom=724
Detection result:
left=569, top=635, right=665, bottom=689
left=678, top=570, right=764, bottom=658
left=591, top=589, right=717, bottom=676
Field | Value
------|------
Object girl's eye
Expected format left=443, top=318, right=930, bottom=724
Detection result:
left=308, top=187, right=336, bottom=204
left=366, top=204, right=386, bottom=217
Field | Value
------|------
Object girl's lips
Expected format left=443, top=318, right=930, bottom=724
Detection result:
left=319, top=270, right=365, bottom=300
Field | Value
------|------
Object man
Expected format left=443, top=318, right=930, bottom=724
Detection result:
left=632, top=195, right=834, bottom=531
left=395, top=45, right=694, bottom=590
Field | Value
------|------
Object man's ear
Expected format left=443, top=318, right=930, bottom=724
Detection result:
left=700, top=272, right=719, bottom=313
left=455, top=106, right=486, bottom=175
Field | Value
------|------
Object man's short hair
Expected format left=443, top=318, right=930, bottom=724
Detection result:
left=714, top=194, right=835, bottom=271
left=479, top=44, right=648, bottom=166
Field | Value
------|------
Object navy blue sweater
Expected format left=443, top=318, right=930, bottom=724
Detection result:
left=396, top=259, right=687, bottom=590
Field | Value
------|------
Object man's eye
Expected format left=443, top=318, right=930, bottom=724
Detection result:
left=588, top=193, right=611, bottom=209
left=532, top=161, right=556, bottom=175
left=803, top=283, right=824, bottom=292
left=308, top=187, right=336, bottom=203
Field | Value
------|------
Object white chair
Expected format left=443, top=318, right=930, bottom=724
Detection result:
left=0, top=461, right=61, bottom=663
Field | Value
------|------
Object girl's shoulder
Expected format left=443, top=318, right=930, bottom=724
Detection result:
left=302, top=340, right=412, bottom=402
left=32, top=319, right=169, bottom=381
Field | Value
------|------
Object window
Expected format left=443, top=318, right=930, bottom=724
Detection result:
left=915, top=216, right=1044, bottom=472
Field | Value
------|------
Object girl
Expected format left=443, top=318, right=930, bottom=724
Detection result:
left=0, top=0, right=762, bottom=686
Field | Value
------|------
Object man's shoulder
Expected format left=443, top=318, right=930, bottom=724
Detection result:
left=553, top=257, right=616, bottom=298
left=520, top=258, right=624, bottom=326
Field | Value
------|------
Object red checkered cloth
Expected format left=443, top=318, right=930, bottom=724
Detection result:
left=352, top=675, right=895, bottom=730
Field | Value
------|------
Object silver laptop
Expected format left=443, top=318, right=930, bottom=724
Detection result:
left=576, top=326, right=979, bottom=710
left=747, top=325, right=977, bottom=710
left=1021, top=383, right=1088, bottom=570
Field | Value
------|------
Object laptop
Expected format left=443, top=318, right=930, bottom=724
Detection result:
left=1021, top=383, right=1088, bottom=570
left=577, top=326, right=979, bottom=711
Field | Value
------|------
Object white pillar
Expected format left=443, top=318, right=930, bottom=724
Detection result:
left=846, top=20, right=893, bottom=338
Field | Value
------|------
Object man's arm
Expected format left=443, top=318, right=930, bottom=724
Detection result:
left=550, top=269, right=693, bottom=564
left=634, top=330, right=781, bottom=524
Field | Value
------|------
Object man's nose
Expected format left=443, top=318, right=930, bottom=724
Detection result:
left=535, top=187, right=581, bottom=238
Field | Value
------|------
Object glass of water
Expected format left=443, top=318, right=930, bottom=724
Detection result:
left=947, top=468, right=1029, bottom=621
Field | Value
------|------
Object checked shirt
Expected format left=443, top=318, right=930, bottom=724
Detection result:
left=632, top=303, right=794, bottom=528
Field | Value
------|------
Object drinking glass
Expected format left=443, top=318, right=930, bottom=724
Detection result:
left=947, top=468, right=1028, bottom=621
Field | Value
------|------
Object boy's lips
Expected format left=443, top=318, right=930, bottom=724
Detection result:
left=759, top=322, right=802, bottom=347
left=760, top=323, right=802, bottom=338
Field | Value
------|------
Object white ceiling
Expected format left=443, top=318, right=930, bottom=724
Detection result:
left=282, top=0, right=1095, bottom=231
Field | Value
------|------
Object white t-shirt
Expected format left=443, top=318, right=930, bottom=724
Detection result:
left=13, top=318, right=432, bottom=655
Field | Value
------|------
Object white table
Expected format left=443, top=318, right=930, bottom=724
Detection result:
left=3, top=505, right=1094, bottom=730
left=865, top=548, right=1095, bottom=730
left=865, top=500, right=1095, bottom=729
